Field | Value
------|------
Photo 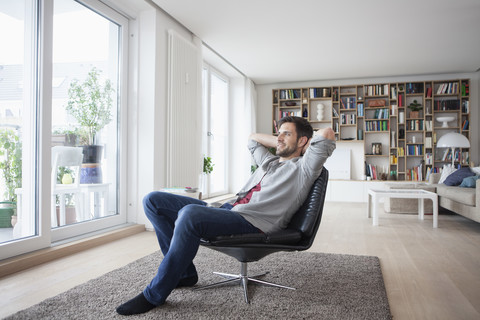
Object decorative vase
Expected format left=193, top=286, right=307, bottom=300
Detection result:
left=80, top=145, right=104, bottom=184
left=410, top=111, right=419, bottom=118
left=316, top=103, right=325, bottom=121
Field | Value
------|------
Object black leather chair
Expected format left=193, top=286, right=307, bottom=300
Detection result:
left=195, top=168, right=329, bottom=303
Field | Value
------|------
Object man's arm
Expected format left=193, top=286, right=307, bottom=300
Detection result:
left=302, top=127, right=335, bottom=154
left=249, top=133, right=278, bottom=148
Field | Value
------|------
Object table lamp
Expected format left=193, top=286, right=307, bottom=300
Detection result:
left=436, top=132, right=470, bottom=167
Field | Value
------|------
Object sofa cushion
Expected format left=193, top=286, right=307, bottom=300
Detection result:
left=436, top=184, right=476, bottom=206
left=443, top=167, right=475, bottom=186
left=438, top=165, right=457, bottom=184
left=459, top=175, right=480, bottom=188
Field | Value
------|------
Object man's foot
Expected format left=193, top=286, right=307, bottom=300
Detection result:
left=176, top=274, right=198, bottom=288
left=116, top=292, right=156, bottom=315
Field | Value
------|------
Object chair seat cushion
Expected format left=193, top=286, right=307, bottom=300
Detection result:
left=201, top=228, right=302, bottom=246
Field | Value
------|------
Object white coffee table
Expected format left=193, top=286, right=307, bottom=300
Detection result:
left=367, top=189, right=438, bottom=228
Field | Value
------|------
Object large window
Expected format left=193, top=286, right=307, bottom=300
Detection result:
left=202, top=66, right=229, bottom=198
left=0, top=0, right=128, bottom=258
left=50, top=0, right=119, bottom=230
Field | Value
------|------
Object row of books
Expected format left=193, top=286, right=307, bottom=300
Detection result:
left=425, top=87, right=433, bottom=98
left=279, top=89, right=300, bottom=100
left=365, top=163, right=381, bottom=180
left=425, top=120, right=433, bottom=131
left=461, top=83, right=469, bottom=96
left=279, top=111, right=300, bottom=118
left=425, top=137, right=433, bottom=148
left=365, top=120, right=389, bottom=131
left=436, top=82, right=458, bottom=95
left=309, top=88, right=330, bottom=98
left=434, top=99, right=460, bottom=111
left=365, top=84, right=389, bottom=96
left=439, top=149, right=469, bottom=164
left=332, top=107, right=339, bottom=117
left=425, top=153, right=433, bottom=165
left=406, top=119, right=424, bottom=131
left=407, top=163, right=423, bottom=181
left=340, top=97, right=356, bottom=109
left=407, top=144, right=424, bottom=156
left=341, top=114, right=356, bottom=125
left=391, top=87, right=397, bottom=99
left=462, top=100, right=470, bottom=113
left=462, top=120, right=469, bottom=130
left=357, top=103, right=364, bottom=117
left=406, top=83, right=424, bottom=94
left=369, top=108, right=389, bottom=119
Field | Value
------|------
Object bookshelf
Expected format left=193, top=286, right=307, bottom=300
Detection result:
left=271, top=79, right=471, bottom=181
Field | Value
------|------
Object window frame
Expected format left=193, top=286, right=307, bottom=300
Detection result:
left=0, top=0, right=129, bottom=259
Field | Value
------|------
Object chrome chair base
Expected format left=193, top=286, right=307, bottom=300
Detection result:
left=194, top=262, right=295, bottom=303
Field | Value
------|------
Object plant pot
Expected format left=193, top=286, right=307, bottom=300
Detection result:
left=55, top=206, right=77, bottom=226
left=409, top=111, right=420, bottom=118
left=81, top=145, right=103, bottom=164
left=11, top=215, right=17, bottom=227
left=0, top=202, right=16, bottom=228
left=80, top=145, right=103, bottom=184
left=80, top=163, right=103, bottom=184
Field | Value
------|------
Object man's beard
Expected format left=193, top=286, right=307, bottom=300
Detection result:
left=276, top=144, right=297, bottom=158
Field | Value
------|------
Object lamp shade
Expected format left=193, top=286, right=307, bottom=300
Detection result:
left=436, top=132, right=470, bottom=148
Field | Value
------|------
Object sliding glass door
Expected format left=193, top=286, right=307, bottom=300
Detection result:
left=0, top=0, right=128, bottom=259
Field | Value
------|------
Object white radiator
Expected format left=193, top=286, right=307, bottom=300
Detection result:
left=167, top=30, right=201, bottom=188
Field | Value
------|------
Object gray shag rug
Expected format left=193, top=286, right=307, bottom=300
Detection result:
left=6, top=247, right=392, bottom=320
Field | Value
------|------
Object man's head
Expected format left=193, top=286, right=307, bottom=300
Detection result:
left=276, top=116, right=313, bottom=160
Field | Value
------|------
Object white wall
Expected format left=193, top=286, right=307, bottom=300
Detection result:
left=128, top=8, right=196, bottom=227
left=256, top=72, right=480, bottom=179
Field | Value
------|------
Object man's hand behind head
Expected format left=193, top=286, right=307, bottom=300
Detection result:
left=315, top=127, right=335, bottom=141
left=302, top=127, right=335, bottom=155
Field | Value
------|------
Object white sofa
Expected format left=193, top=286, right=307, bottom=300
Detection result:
left=429, top=172, right=480, bottom=223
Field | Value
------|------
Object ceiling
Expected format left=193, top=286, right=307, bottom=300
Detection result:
left=145, top=0, right=480, bottom=84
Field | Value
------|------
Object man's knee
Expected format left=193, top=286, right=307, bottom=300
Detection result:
left=176, top=204, right=205, bottom=230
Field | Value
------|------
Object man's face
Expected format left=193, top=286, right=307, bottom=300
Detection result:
left=276, top=122, right=300, bottom=158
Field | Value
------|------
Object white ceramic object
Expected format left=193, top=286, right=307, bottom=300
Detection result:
left=436, top=116, right=455, bottom=128
left=316, top=103, right=325, bottom=121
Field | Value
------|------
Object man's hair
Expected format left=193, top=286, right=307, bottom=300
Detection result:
left=277, top=116, right=313, bottom=140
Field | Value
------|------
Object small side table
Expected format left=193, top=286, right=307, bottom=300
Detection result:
left=79, top=183, right=110, bottom=220
left=367, top=189, right=438, bottom=228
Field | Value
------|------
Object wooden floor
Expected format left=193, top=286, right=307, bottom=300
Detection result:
left=1, top=202, right=480, bottom=319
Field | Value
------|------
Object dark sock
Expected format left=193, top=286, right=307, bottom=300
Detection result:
left=176, top=274, right=198, bottom=288
left=116, top=292, right=157, bottom=316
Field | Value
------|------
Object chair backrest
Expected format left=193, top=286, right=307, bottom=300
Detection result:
left=286, top=168, right=329, bottom=247
left=51, top=146, right=84, bottom=188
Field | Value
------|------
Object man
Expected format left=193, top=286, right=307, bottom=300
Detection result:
left=116, top=116, right=335, bottom=315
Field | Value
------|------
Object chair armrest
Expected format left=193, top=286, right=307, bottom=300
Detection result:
left=429, top=172, right=441, bottom=184
left=201, top=229, right=302, bottom=246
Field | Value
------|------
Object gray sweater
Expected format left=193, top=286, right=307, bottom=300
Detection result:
left=232, top=134, right=336, bottom=233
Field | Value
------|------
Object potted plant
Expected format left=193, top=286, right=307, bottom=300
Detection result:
left=408, top=99, right=422, bottom=118
left=0, top=129, right=22, bottom=228
left=54, top=167, right=77, bottom=226
left=66, top=67, right=114, bottom=183
left=203, top=156, right=214, bottom=175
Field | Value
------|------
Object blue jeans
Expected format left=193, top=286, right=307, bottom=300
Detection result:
left=142, top=192, right=261, bottom=305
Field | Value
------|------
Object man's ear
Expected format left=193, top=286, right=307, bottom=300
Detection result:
left=298, top=136, right=308, bottom=148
